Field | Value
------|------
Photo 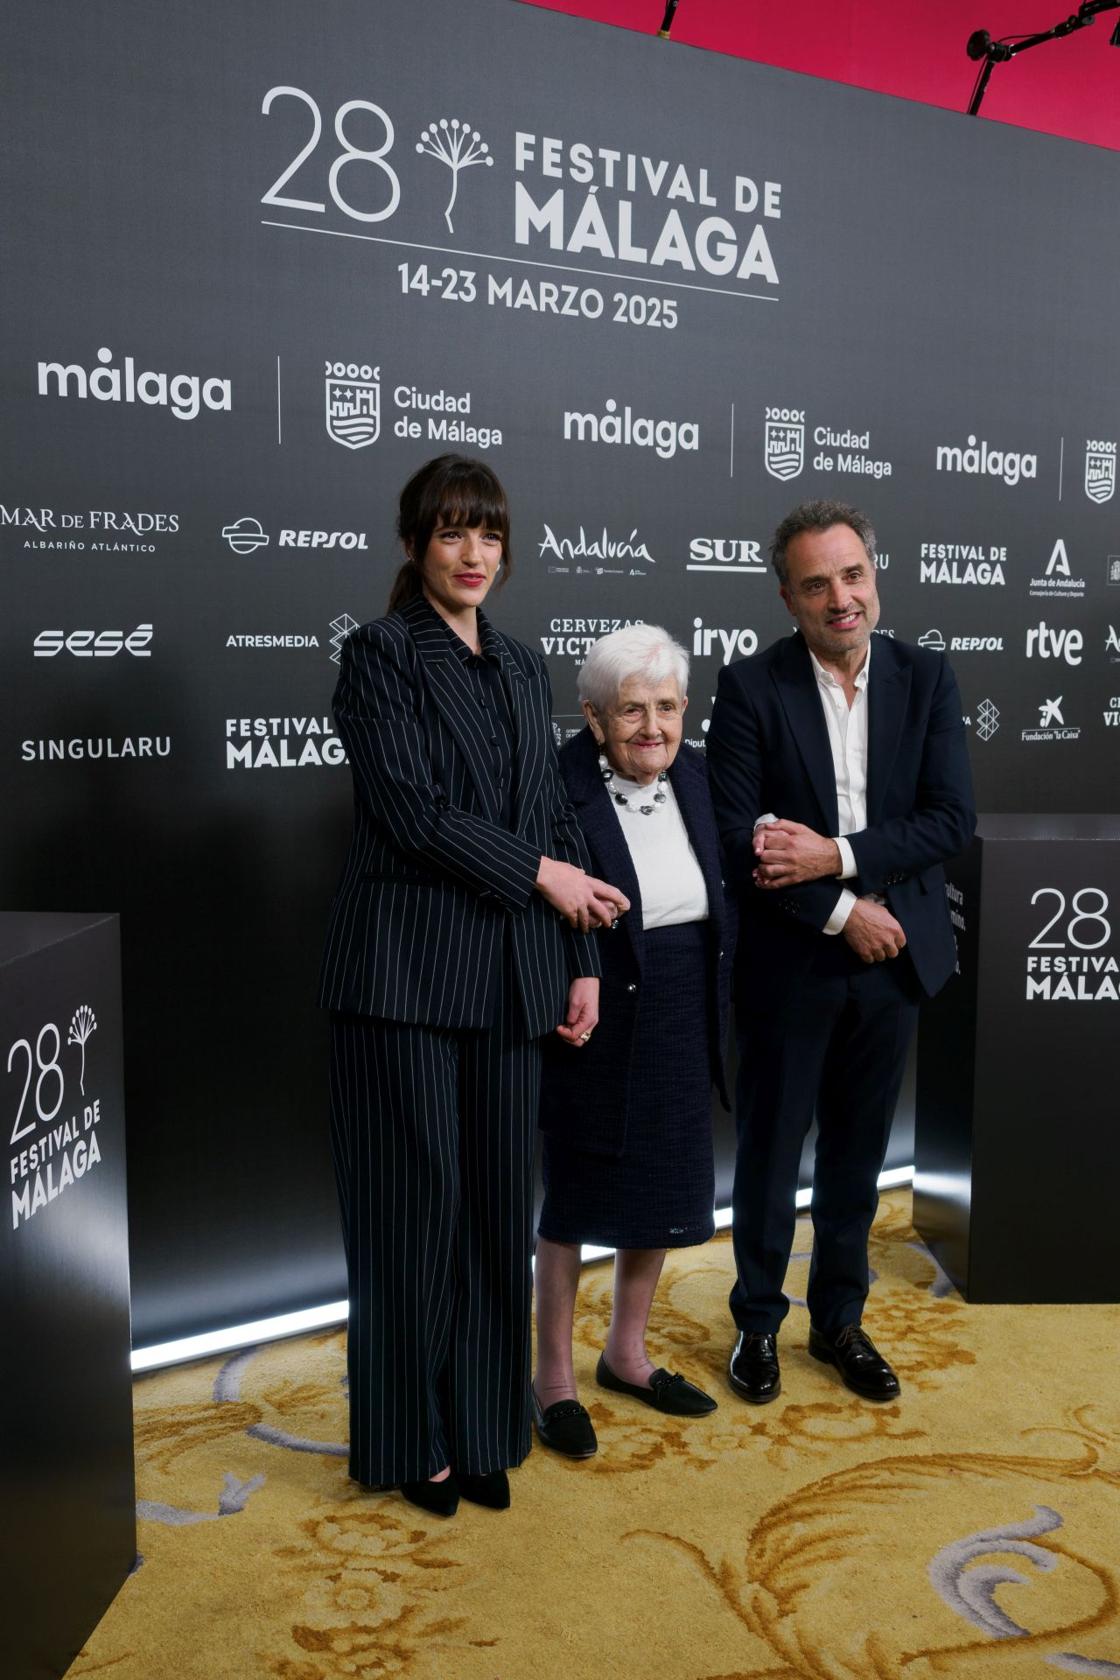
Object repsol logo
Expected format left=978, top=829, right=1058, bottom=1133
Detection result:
left=277, top=531, right=368, bottom=550
left=34, top=624, right=153, bottom=658
left=935, top=435, right=1037, bottom=487
left=37, top=348, right=231, bottom=421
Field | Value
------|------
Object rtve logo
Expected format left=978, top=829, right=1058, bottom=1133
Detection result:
left=1025, top=620, right=1083, bottom=666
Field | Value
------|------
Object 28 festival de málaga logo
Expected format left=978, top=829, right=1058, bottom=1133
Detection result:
left=9, top=1003, right=107, bottom=1231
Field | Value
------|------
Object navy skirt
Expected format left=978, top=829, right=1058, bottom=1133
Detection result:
left=538, top=920, right=715, bottom=1250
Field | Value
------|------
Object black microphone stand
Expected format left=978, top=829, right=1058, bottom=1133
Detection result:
left=966, top=0, right=1120, bottom=114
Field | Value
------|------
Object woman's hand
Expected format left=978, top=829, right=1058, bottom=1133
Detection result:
left=536, top=857, right=629, bottom=931
left=555, top=977, right=600, bottom=1046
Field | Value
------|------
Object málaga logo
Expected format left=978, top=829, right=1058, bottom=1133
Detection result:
left=1085, top=439, right=1116, bottom=505
left=764, top=407, right=804, bottom=481
left=37, top=348, right=231, bottom=422
left=325, top=361, right=380, bottom=449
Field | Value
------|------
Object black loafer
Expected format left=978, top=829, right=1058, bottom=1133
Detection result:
left=399, top=1474, right=459, bottom=1517
left=457, top=1468, right=510, bottom=1509
left=728, top=1331, right=781, bottom=1404
left=595, top=1352, right=717, bottom=1416
left=531, top=1387, right=598, bottom=1458
left=808, top=1322, right=900, bottom=1401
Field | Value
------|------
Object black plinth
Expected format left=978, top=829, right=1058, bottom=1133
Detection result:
left=0, top=913, right=135, bottom=1679
left=914, top=816, right=1120, bottom=1303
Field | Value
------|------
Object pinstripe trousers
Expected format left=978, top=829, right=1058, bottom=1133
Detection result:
left=328, top=964, right=541, bottom=1487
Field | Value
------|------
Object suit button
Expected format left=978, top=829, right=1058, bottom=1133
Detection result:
left=719, top=949, right=725, bottom=959
left=626, top=983, right=638, bottom=993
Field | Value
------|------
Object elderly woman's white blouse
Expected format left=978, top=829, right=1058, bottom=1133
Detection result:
left=606, top=771, right=709, bottom=930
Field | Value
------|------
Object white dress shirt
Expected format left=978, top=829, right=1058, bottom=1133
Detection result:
left=757, top=641, right=870, bottom=935
left=607, top=773, right=709, bottom=930
left=811, top=642, right=869, bottom=933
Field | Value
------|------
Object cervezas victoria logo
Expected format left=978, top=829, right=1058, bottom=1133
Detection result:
left=325, top=362, right=380, bottom=449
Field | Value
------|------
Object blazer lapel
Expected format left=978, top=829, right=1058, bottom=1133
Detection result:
left=565, top=729, right=645, bottom=971
left=772, top=635, right=839, bottom=834
left=399, top=596, right=499, bottom=820
left=479, top=614, right=540, bottom=834
left=669, top=751, right=725, bottom=949
left=866, top=639, right=909, bottom=824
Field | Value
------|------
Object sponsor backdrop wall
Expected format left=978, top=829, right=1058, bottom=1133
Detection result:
left=3, top=0, right=1117, bottom=1342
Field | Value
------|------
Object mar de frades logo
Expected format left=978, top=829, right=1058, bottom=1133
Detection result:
left=765, top=408, right=804, bottom=481
left=1085, top=439, right=1116, bottom=505
left=325, top=362, right=380, bottom=449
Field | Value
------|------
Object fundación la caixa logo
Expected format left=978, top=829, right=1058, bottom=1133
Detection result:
left=36, top=348, right=231, bottom=421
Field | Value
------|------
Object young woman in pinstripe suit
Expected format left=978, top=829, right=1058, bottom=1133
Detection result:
left=320, top=456, right=629, bottom=1518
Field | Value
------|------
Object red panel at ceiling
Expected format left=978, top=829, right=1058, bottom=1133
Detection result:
left=519, top=0, right=1120, bottom=150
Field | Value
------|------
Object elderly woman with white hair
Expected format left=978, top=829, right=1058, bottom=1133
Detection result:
left=532, top=623, right=735, bottom=1458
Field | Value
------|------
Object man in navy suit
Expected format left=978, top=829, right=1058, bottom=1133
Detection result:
left=707, top=500, right=975, bottom=1405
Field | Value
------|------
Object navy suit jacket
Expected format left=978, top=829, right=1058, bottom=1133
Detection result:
left=318, top=595, right=599, bottom=1036
left=707, top=632, right=976, bottom=999
left=539, top=728, right=735, bottom=1159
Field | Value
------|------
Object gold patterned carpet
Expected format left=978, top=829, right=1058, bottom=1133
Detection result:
left=70, top=1193, right=1120, bottom=1680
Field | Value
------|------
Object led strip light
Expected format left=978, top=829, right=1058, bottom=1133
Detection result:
left=131, top=1163, right=916, bottom=1372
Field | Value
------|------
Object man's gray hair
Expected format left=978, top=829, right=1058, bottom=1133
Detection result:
left=577, top=623, right=690, bottom=713
left=770, top=500, right=877, bottom=585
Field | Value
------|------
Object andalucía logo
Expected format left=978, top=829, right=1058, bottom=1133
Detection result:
left=539, top=524, right=656, bottom=575
left=1085, top=439, right=1116, bottom=504
left=764, top=408, right=804, bottom=481
left=325, top=362, right=380, bottom=449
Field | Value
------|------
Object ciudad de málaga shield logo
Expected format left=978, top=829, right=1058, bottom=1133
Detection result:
left=765, top=411, right=804, bottom=481
left=325, top=363, right=380, bottom=450
left=1085, top=441, right=1116, bottom=504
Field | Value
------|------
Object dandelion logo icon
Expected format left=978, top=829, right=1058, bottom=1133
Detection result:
left=68, top=1004, right=98, bottom=1096
left=416, top=118, right=493, bottom=233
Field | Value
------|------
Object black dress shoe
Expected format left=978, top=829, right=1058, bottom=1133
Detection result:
left=531, top=1387, right=598, bottom=1458
left=808, top=1322, right=900, bottom=1401
left=399, top=1474, right=459, bottom=1517
left=457, top=1469, right=510, bottom=1509
left=595, top=1352, right=717, bottom=1416
left=728, top=1331, right=781, bottom=1404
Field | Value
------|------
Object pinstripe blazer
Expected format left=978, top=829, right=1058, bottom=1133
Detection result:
left=318, top=594, right=600, bottom=1037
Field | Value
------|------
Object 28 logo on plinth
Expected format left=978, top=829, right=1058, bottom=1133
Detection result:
left=1026, top=888, right=1117, bottom=1002
left=1085, top=439, right=1116, bottom=504
left=325, top=362, right=380, bottom=449
left=8, top=1003, right=106, bottom=1232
